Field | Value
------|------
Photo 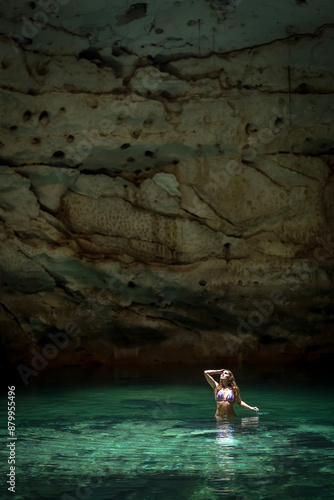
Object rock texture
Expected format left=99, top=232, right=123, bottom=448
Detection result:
left=0, top=0, right=334, bottom=369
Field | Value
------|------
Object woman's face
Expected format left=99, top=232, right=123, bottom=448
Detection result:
left=220, top=370, right=230, bottom=382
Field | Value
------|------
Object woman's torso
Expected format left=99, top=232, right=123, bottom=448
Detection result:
left=214, top=387, right=236, bottom=418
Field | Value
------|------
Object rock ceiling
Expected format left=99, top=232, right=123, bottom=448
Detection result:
left=0, top=0, right=334, bottom=369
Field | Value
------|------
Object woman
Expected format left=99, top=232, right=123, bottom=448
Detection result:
left=204, top=368, right=259, bottom=419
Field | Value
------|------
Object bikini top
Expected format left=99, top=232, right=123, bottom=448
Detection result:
left=216, top=388, right=234, bottom=402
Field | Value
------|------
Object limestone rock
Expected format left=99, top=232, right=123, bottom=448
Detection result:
left=0, top=2, right=334, bottom=368
left=16, top=165, right=79, bottom=212
left=0, top=167, right=39, bottom=217
left=0, top=240, right=55, bottom=292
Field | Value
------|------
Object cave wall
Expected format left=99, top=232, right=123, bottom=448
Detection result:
left=0, top=0, right=334, bottom=369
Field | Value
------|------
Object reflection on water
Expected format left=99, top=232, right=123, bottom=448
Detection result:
left=0, top=368, right=334, bottom=500
left=213, top=417, right=261, bottom=498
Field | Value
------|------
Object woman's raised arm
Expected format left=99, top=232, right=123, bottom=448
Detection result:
left=203, top=369, right=223, bottom=389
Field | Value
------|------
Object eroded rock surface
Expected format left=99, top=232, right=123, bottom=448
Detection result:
left=0, top=1, right=334, bottom=369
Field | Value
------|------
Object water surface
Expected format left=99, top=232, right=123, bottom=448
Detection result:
left=1, top=366, right=334, bottom=500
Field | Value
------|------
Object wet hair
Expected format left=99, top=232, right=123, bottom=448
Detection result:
left=215, top=369, right=240, bottom=401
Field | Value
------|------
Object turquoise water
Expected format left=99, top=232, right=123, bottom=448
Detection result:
left=1, top=366, right=334, bottom=500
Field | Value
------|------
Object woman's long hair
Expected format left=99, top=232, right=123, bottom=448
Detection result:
left=215, top=369, right=240, bottom=400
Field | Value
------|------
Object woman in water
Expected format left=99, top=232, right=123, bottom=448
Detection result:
left=204, top=368, right=259, bottom=419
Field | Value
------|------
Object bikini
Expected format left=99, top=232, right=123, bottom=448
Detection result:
left=216, top=388, right=234, bottom=402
